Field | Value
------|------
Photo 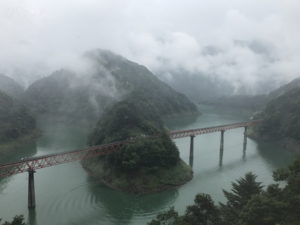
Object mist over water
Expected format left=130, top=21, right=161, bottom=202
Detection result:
left=0, top=108, right=295, bottom=225
left=0, top=1, right=299, bottom=224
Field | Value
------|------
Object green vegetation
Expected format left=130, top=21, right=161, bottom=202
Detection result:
left=24, top=69, right=113, bottom=124
left=85, top=58, right=196, bottom=192
left=0, top=77, right=37, bottom=159
left=251, top=87, right=300, bottom=141
left=88, top=95, right=163, bottom=145
left=149, top=157, right=300, bottom=225
left=83, top=158, right=192, bottom=194
left=85, top=95, right=193, bottom=193
left=0, top=215, right=26, bottom=225
left=86, top=50, right=198, bottom=116
left=0, top=91, right=36, bottom=149
left=25, top=50, right=197, bottom=124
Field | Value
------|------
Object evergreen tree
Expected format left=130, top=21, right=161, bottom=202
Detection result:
left=149, top=158, right=300, bottom=225
left=184, top=194, right=221, bottom=225
left=219, top=172, right=263, bottom=225
left=238, top=194, right=287, bottom=225
left=0, top=215, right=27, bottom=225
left=273, top=157, right=300, bottom=225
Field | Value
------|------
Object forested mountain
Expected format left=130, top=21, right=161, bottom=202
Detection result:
left=268, top=77, right=300, bottom=99
left=200, top=77, right=300, bottom=113
left=84, top=92, right=193, bottom=193
left=251, top=87, right=300, bottom=142
left=0, top=74, right=24, bottom=99
left=85, top=50, right=197, bottom=115
left=25, top=50, right=197, bottom=123
left=84, top=50, right=197, bottom=193
left=25, top=69, right=114, bottom=123
left=156, top=70, right=233, bottom=102
left=0, top=91, right=36, bottom=145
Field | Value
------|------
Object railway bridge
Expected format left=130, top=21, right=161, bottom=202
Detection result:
left=0, top=120, right=261, bottom=209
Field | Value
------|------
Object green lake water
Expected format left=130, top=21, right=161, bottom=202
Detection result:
left=0, top=109, right=296, bottom=225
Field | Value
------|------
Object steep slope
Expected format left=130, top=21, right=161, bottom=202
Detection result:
left=268, top=77, right=300, bottom=99
left=84, top=93, right=193, bottom=194
left=0, top=91, right=36, bottom=157
left=25, top=69, right=116, bottom=123
left=199, top=77, right=300, bottom=114
left=0, top=74, right=24, bottom=99
left=158, top=70, right=233, bottom=102
left=252, top=88, right=300, bottom=139
left=83, top=50, right=197, bottom=193
left=85, top=50, right=198, bottom=116
left=25, top=50, right=197, bottom=124
left=250, top=87, right=300, bottom=152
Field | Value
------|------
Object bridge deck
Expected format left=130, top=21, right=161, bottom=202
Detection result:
left=0, top=120, right=261, bottom=177
left=169, top=120, right=261, bottom=139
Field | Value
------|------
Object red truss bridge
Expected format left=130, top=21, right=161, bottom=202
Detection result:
left=169, top=120, right=261, bottom=139
left=0, top=120, right=261, bottom=209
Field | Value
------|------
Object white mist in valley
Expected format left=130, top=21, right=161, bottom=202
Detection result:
left=0, top=0, right=299, bottom=96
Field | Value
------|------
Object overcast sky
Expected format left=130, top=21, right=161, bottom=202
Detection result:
left=0, top=0, right=299, bottom=90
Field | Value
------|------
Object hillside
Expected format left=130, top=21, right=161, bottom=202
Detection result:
left=25, top=69, right=114, bottom=123
left=84, top=94, right=193, bottom=193
left=0, top=74, right=24, bottom=99
left=25, top=50, right=197, bottom=124
left=198, top=77, right=300, bottom=114
left=250, top=87, right=300, bottom=151
left=268, top=77, right=300, bottom=99
left=85, top=50, right=198, bottom=116
left=158, top=70, right=233, bottom=102
left=83, top=52, right=198, bottom=193
left=0, top=91, right=37, bottom=158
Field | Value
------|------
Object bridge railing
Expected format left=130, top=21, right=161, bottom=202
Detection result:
left=169, top=120, right=262, bottom=139
left=0, top=141, right=129, bottom=177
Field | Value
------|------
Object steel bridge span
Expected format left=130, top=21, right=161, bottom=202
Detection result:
left=0, top=120, right=261, bottom=208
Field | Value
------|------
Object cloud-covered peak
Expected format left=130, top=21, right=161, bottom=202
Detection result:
left=0, top=0, right=299, bottom=94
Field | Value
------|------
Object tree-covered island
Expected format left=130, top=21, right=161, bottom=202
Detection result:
left=83, top=92, right=193, bottom=194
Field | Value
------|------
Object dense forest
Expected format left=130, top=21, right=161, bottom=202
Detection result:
left=0, top=74, right=37, bottom=158
left=0, top=91, right=35, bottom=143
left=149, top=157, right=300, bottom=225
left=84, top=51, right=198, bottom=193
left=0, top=215, right=26, bottom=225
left=25, top=50, right=197, bottom=124
left=251, top=87, right=300, bottom=143
left=88, top=93, right=180, bottom=169
left=84, top=90, right=193, bottom=193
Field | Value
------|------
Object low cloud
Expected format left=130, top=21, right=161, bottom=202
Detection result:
left=0, top=0, right=299, bottom=94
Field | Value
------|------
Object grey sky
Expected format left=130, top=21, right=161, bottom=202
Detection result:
left=0, top=0, right=299, bottom=91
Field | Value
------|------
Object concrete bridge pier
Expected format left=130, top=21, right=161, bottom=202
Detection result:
left=243, top=126, right=248, bottom=161
left=219, top=130, right=225, bottom=167
left=189, top=135, right=195, bottom=167
left=28, top=169, right=36, bottom=209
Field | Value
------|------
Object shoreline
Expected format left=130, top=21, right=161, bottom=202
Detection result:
left=248, top=129, right=300, bottom=154
left=82, top=159, right=193, bottom=194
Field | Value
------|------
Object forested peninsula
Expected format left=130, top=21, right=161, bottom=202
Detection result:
left=82, top=50, right=197, bottom=193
